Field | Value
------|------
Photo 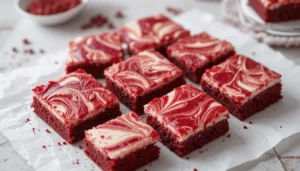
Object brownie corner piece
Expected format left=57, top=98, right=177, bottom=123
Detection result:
left=31, top=69, right=121, bottom=143
left=145, top=84, right=229, bottom=156
left=201, top=54, right=282, bottom=121
left=104, top=49, right=186, bottom=114
left=84, top=112, right=160, bottom=171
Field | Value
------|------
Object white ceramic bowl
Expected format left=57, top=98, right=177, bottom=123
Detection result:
left=15, top=0, right=89, bottom=26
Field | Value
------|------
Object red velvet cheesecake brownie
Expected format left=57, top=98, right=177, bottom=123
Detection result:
left=119, top=13, right=190, bottom=55
left=249, top=0, right=300, bottom=22
left=31, top=69, right=121, bottom=143
left=167, top=32, right=235, bottom=83
left=145, top=84, right=229, bottom=156
left=201, top=55, right=282, bottom=121
left=104, top=49, right=186, bottom=114
left=66, top=32, right=123, bottom=78
left=84, top=112, right=160, bottom=171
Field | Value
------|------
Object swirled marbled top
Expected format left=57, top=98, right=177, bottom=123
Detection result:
left=104, top=50, right=184, bottom=96
left=119, top=13, right=190, bottom=54
left=85, top=112, right=160, bottom=159
left=66, top=32, right=122, bottom=66
left=167, top=32, right=235, bottom=70
left=259, top=0, right=300, bottom=9
left=32, top=69, right=119, bottom=125
left=201, top=55, right=281, bottom=104
left=145, top=84, right=229, bottom=142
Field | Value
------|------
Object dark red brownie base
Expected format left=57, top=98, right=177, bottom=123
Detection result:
left=32, top=97, right=121, bottom=144
left=84, top=138, right=160, bottom=171
left=105, top=76, right=186, bottom=114
left=201, top=81, right=282, bottom=121
left=249, top=0, right=300, bottom=22
left=168, top=50, right=235, bottom=83
left=66, top=62, right=117, bottom=79
left=146, top=115, right=229, bottom=156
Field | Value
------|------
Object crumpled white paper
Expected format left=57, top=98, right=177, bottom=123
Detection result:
left=1, top=9, right=300, bottom=171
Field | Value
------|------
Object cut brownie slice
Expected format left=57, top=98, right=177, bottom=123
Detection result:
left=66, top=32, right=123, bottom=78
left=84, top=112, right=160, bottom=171
left=167, top=32, right=235, bottom=83
left=145, top=84, right=230, bottom=157
left=104, top=49, right=186, bottom=114
left=249, top=0, right=300, bottom=22
left=31, top=69, right=121, bottom=143
left=119, top=13, right=190, bottom=55
left=201, top=54, right=282, bottom=121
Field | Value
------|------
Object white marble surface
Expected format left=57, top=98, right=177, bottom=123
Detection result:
left=1, top=0, right=300, bottom=171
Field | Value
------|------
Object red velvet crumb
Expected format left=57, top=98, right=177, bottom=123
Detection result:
left=186, top=157, right=190, bottom=160
left=194, top=169, right=198, bottom=171
left=40, top=49, right=45, bottom=53
left=280, top=126, right=283, bottom=128
left=166, top=6, right=182, bottom=15
left=25, top=49, right=35, bottom=55
left=25, top=118, right=30, bottom=123
left=58, top=142, right=62, bottom=146
left=23, top=38, right=30, bottom=45
left=249, top=121, right=253, bottom=124
left=108, top=22, right=115, bottom=29
left=243, top=126, right=248, bottom=129
left=12, top=47, right=18, bottom=53
left=45, top=129, right=51, bottom=134
left=63, top=141, right=67, bottom=145
left=100, top=135, right=105, bottom=139
left=227, top=134, right=231, bottom=138
left=42, top=145, right=46, bottom=149
left=115, top=10, right=124, bottom=18
left=79, top=145, right=83, bottom=149
left=27, top=0, right=81, bottom=15
left=81, top=14, right=108, bottom=30
left=32, top=128, right=36, bottom=134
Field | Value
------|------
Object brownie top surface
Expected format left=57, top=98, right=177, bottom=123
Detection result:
left=66, top=32, right=122, bottom=65
left=119, top=13, right=190, bottom=54
left=32, top=69, right=119, bottom=125
left=259, top=0, right=300, bottom=8
left=167, top=32, right=234, bottom=69
left=145, top=84, right=229, bottom=142
left=202, top=55, right=281, bottom=104
left=85, top=112, right=159, bottom=159
left=104, top=49, right=184, bottom=96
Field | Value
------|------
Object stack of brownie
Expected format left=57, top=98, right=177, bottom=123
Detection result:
left=31, top=13, right=283, bottom=171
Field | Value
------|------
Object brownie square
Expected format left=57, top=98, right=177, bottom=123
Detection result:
left=66, top=32, right=123, bottom=78
left=31, top=69, right=121, bottom=143
left=249, top=0, right=300, bottom=22
left=119, top=13, right=190, bottom=55
left=84, top=112, right=160, bottom=171
left=104, top=49, right=186, bottom=114
left=167, top=32, right=235, bottom=83
left=201, top=55, right=282, bottom=121
left=145, top=84, right=230, bottom=157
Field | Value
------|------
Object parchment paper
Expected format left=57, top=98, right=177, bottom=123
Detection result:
left=1, top=9, right=300, bottom=171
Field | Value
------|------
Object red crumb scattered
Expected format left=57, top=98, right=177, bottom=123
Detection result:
left=23, top=38, right=30, bottom=45
left=194, top=169, right=198, bottom=171
left=186, top=157, right=190, bottom=160
left=81, top=14, right=108, bottom=30
left=144, top=169, right=148, bottom=171
left=108, top=22, right=115, bottom=29
left=12, top=47, right=18, bottom=53
left=166, top=6, right=183, bottom=15
left=32, top=128, right=36, bottom=134
left=249, top=121, right=253, bottom=124
left=27, top=0, right=81, bottom=15
left=25, top=49, right=35, bottom=55
left=280, top=126, right=283, bottom=128
left=243, top=126, right=248, bottom=129
left=58, top=142, right=62, bottom=146
left=115, top=10, right=124, bottom=18
left=227, top=134, right=231, bottom=138
left=79, top=145, right=83, bottom=149
left=40, top=49, right=45, bottom=53
left=63, top=141, right=68, bottom=145
left=149, top=164, right=152, bottom=167
left=222, top=140, right=225, bottom=142
left=42, top=145, right=46, bottom=149
left=100, top=135, right=105, bottom=139
left=25, top=118, right=30, bottom=123
left=54, top=61, right=59, bottom=65
left=45, top=129, right=51, bottom=134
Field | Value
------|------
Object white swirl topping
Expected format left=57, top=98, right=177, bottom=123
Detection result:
left=85, top=112, right=160, bottom=159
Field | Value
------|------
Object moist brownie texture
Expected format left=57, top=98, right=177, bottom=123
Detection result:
left=84, top=112, right=160, bottom=171
left=31, top=69, right=121, bottom=143
left=104, top=49, right=186, bottom=114
left=201, top=55, right=282, bottom=121
left=167, top=32, right=235, bottom=83
left=249, top=0, right=300, bottom=22
left=66, top=32, right=123, bottom=78
left=145, top=84, right=229, bottom=156
left=119, top=13, right=190, bottom=55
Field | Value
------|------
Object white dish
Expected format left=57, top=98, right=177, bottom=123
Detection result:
left=15, top=0, right=89, bottom=26
left=240, top=0, right=300, bottom=36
